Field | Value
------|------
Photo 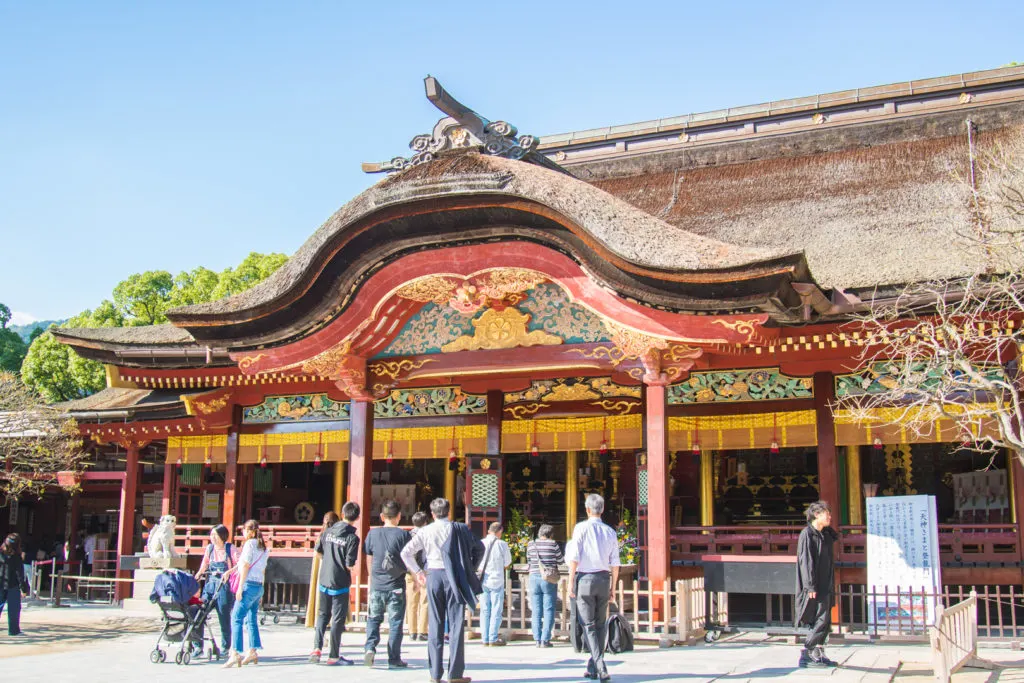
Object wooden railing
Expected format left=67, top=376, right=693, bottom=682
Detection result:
left=931, top=590, right=984, bottom=682
left=174, top=524, right=320, bottom=556
left=670, top=524, right=1021, bottom=564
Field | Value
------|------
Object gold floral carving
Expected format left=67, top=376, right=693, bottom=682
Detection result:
left=476, top=269, right=547, bottom=300
left=396, top=276, right=461, bottom=305
left=591, top=399, right=640, bottom=415
left=504, top=403, right=550, bottom=419
left=368, top=358, right=436, bottom=381
left=237, top=354, right=267, bottom=373
left=607, top=322, right=670, bottom=360
left=542, top=383, right=600, bottom=402
left=441, top=307, right=562, bottom=352
left=479, top=458, right=492, bottom=470
left=301, top=341, right=354, bottom=378
left=194, top=396, right=229, bottom=415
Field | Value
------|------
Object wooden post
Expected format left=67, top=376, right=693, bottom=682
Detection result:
left=566, top=450, right=578, bottom=536
left=161, top=459, right=174, bottom=517
left=444, top=462, right=456, bottom=505
left=333, top=459, right=345, bottom=514
left=846, top=445, right=863, bottom=526
left=813, top=372, right=841, bottom=621
left=223, top=406, right=241, bottom=533
left=700, top=451, right=714, bottom=527
left=486, top=389, right=503, bottom=454
left=644, top=379, right=670, bottom=616
left=115, top=443, right=140, bottom=601
left=348, top=399, right=374, bottom=583
left=1011, top=454, right=1024, bottom=566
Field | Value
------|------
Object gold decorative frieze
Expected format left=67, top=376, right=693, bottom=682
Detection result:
left=441, top=307, right=562, bottom=352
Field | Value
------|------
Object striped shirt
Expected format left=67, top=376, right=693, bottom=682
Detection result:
left=526, top=539, right=564, bottom=575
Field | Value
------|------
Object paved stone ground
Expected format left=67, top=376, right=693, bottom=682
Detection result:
left=2, top=602, right=1021, bottom=682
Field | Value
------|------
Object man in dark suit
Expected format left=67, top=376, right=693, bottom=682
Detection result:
left=401, top=498, right=484, bottom=683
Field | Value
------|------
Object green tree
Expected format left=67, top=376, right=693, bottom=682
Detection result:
left=0, top=303, right=28, bottom=373
left=21, top=252, right=287, bottom=402
left=112, top=270, right=175, bottom=325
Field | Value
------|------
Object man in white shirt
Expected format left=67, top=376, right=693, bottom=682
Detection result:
left=477, top=522, right=512, bottom=647
left=567, top=494, right=620, bottom=682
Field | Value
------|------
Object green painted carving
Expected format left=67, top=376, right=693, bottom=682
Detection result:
left=373, top=386, right=487, bottom=418
left=668, top=368, right=814, bottom=404
left=835, top=361, right=1006, bottom=398
left=471, top=472, right=500, bottom=508
left=242, top=394, right=350, bottom=424
left=505, top=377, right=640, bottom=404
left=378, top=283, right=610, bottom=357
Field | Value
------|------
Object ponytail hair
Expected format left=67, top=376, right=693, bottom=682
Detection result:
left=321, top=511, right=339, bottom=534
left=242, top=519, right=265, bottom=551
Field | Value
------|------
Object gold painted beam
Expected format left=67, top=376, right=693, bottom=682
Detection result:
left=700, top=451, right=714, bottom=527
left=846, top=446, right=863, bottom=525
left=566, top=451, right=578, bottom=535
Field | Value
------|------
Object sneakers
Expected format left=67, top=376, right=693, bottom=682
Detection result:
left=798, top=649, right=830, bottom=669
left=364, top=650, right=375, bottom=667
left=541, top=641, right=552, bottom=648
left=325, top=656, right=354, bottom=666
left=308, top=650, right=321, bottom=664
left=492, top=637, right=507, bottom=647
left=814, top=647, right=839, bottom=667
left=388, top=660, right=408, bottom=669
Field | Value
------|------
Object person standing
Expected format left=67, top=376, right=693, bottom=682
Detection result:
left=400, top=498, right=484, bottom=683
left=405, top=511, right=430, bottom=642
left=567, top=494, right=620, bottom=682
left=1, top=533, right=30, bottom=636
left=363, top=500, right=412, bottom=669
left=477, top=522, right=511, bottom=647
left=310, top=504, right=360, bottom=665
left=223, top=520, right=269, bottom=668
left=195, top=524, right=237, bottom=656
left=796, top=500, right=839, bottom=669
left=527, top=524, right=564, bottom=647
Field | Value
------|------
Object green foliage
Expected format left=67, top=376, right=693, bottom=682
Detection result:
left=0, top=303, right=28, bottom=373
left=20, top=252, right=287, bottom=403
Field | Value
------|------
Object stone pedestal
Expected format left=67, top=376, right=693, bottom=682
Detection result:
left=121, top=555, right=188, bottom=612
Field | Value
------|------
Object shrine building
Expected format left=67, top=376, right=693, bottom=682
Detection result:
left=26, top=65, right=1024, bottom=621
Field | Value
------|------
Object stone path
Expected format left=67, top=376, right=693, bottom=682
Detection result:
left=2, top=602, right=1021, bottom=682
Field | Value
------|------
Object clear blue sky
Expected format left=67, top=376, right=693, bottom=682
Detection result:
left=2, top=1, right=1022, bottom=323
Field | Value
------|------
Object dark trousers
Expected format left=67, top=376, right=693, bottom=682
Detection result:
left=427, top=570, right=466, bottom=681
left=313, top=590, right=349, bottom=658
left=365, top=587, right=407, bottom=663
left=803, top=595, right=833, bottom=651
left=1, top=587, right=22, bottom=635
left=577, top=572, right=611, bottom=678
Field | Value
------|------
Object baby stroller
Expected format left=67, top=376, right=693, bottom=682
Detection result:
left=149, top=569, right=224, bottom=665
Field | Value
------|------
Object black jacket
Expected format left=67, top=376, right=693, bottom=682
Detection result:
left=0, top=551, right=28, bottom=594
left=795, top=524, right=839, bottom=626
left=316, top=522, right=359, bottom=590
left=441, top=522, right=485, bottom=606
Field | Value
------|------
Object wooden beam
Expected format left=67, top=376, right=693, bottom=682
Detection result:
left=222, top=405, right=241, bottom=533
left=486, top=389, right=503, bottom=454
left=644, top=381, right=671, bottom=592
left=813, top=371, right=841, bottom=623
left=115, top=445, right=139, bottom=601
left=161, top=461, right=174, bottom=516
left=348, top=399, right=374, bottom=583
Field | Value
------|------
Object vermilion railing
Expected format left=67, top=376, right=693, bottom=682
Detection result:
left=669, top=524, right=1021, bottom=564
left=174, top=524, right=320, bottom=556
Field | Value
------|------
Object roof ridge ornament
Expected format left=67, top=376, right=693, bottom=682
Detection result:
left=362, top=76, right=566, bottom=174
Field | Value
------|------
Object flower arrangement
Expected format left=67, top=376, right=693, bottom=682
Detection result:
left=505, top=507, right=535, bottom=564
left=617, top=508, right=639, bottom=566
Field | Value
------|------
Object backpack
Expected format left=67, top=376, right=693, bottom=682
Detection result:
left=606, top=609, right=634, bottom=654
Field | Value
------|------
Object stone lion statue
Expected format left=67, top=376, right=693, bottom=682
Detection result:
left=146, top=514, right=178, bottom=559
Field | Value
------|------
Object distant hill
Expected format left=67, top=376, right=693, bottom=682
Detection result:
left=11, top=320, right=62, bottom=342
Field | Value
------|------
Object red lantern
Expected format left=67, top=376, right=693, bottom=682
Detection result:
left=313, top=434, right=322, bottom=474
left=530, top=420, right=539, bottom=458
left=448, top=427, right=458, bottom=471
left=873, top=437, right=884, bottom=452
left=769, top=413, right=780, bottom=454
left=599, top=417, right=609, bottom=456
left=692, top=417, right=701, bottom=455
left=176, top=454, right=183, bottom=471
left=769, top=441, right=780, bottom=455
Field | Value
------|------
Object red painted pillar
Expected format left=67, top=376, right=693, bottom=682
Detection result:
left=644, top=379, right=671, bottom=597
left=161, top=446, right=175, bottom=517
left=116, top=444, right=140, bottom=601
left=348, top=398, right=374, bottom=586
left=223, top=406, right=241, bottom=534
left=813, top=372, right=841, bottom=620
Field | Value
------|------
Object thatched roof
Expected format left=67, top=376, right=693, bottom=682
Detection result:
left=57, top=388, right=192, bottom=419
left=572, top=100, right=1024, bottom=291
left=51, top=324, right=194, bottom=347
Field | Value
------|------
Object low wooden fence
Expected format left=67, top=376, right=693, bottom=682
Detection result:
left=341, top=577, right=718, bottom=644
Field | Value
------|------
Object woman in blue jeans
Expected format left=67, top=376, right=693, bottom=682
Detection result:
left=196, top=524, right=237, bottom=655
left=526, top=525, right=564, bottom=647
left=223, top=519, right=269, bottom=668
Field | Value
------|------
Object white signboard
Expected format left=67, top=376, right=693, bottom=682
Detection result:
left=866, top=495, right=942, bottom=629
left=202, top=492, right=221, bottom=520
left=142, top=492, right=162, bottom=519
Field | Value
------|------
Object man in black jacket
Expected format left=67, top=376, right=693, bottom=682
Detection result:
left=796, top=500, right=840, bottom=669
left=311, top=501, right=360, bottom=665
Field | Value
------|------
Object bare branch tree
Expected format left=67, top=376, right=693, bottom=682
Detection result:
left=0, top=371, right=87, bottom=501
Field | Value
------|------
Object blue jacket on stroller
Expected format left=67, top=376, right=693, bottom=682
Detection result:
left=150, top=569, right=200, bottom=605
